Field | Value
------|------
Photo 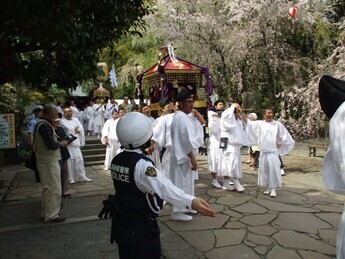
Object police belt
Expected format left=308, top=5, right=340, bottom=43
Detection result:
left=113, top=209, right=156, bottom=222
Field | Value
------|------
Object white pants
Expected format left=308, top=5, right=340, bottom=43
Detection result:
left=161, top=148, right=171, bottom=179
left=104, top=139, right=120, bottom=168
left=258, top=151, right=282, bottom=188
left=170, top=161, right=194, bottom=213
left=67, top=156, right=88, bottom=181
left=220, top=144, right=242, bottom=178
left=88, top=119, right=94, bottom=132
left=37, top=160, right=62, bottom=221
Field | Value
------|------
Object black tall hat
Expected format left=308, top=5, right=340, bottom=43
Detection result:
left=318, top=75, right=345, bottom=118
left=176, top=89, right=192, bottom=102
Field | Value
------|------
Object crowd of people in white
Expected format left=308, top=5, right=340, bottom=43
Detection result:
left=72, top=92, right=294, bottom=221
left=56, top=93, right=295, bottom=221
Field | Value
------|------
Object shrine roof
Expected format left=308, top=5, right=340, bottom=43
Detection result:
left=143, top=56, right=203, bottom=76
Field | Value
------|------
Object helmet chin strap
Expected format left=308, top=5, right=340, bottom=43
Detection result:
left=139, top=140, right=151, bottom=154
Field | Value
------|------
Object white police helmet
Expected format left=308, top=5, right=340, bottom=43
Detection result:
left=116, top=112, right=153, bottom=149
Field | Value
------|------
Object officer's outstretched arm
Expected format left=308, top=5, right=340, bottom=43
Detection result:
left=191, top=198, right=216, bottom=217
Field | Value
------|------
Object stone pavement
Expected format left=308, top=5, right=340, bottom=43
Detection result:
left=0, top=141, right=343, bottom=258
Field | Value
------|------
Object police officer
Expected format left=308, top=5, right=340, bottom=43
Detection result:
left=99, top=112, right=215, bottom=259
left=27, top=105, right=44, bottom=182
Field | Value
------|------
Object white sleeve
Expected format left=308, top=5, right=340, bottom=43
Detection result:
left=328, top=101, right=345, bottom=185
left=152, top=117, right=166, bottom=149
left=220, top=106, right=237, bottom=130
left=208, top=112, right=219, bottom=136
left=276, top=121, right=294, bottom=156
left=101, top=120, right=109, bottom=144
left=134, top=159, right=194, bottom=211
left=75, top=119, right=85, bottom=146
left=323, top=148, right=345, bottom=194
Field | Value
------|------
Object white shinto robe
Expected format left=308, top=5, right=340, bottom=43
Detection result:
left=322, top=101, right=345, bottom=258
left=188, top=112, right=205, bottom=180
left=101, top=118, right=120, bottom=169
left=85, top=106, right=95, bottom=132
left=92, top=103, right=104, bottom=134
left=152, top=113, right=174, bottom=178
left=70, top=105, right=80, bottom=119
left=207, top=110, right=224, bottom=173
left=60, top=118, right=89, bottom=182
left=146, top=116, right=161, bottom=169
left=105, top=101, right=117, bottom=120
left=247, top=119, right=294, bottom=188
left=170, top=111, right=199, bottom=213
left=219, top=106, right=247, bottom=178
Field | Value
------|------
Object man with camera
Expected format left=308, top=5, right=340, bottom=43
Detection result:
left=34, top=104, right=69, bottom=223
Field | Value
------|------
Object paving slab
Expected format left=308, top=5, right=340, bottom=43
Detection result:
left=274, top=212, right=332, bottom=234
left=271, top=190, right=307, bottom=204
left=225, top=221, right=246, bottom=229
left=214, top=229, right=246, bottom=247
left=253, top=198, right=320, bottom=212
left=166, top=213, right=229, bottom=231
left=247, top=232, right=272, bottom=246
left=298, top=250, right=332, bottom=259
left=179, top=230, right=215, bottom=252
left=267, top=245, right=301, bottom=259
left=319, top=229, right=337, bottom=246
left=240, top=213, right=277, bottom=226
left=223, top=209, right=244, bottom=218
left=316, top=212, right=342, bottom=228
left=232, top=202, right=268, bottom=214
left=273, top=230, right=336, bottom=255
left=247, top=225, right=278, bottom=236
left=205, top=244, right=261, bottom=259
left=217, top=195, right=253, bottom=206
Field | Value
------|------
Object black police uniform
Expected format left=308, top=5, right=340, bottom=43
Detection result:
left=110, top=151, right=163, bottom=259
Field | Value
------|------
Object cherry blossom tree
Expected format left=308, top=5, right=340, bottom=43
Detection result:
left=141, top=0, right=343, bottom=139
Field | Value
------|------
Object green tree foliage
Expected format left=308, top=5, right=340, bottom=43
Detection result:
left=0, top=0, right=153, bottom=91
left=99, top=33, right=164, bottom=99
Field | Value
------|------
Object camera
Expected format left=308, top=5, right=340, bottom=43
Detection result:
left=65, top=134, right=77, bottom=144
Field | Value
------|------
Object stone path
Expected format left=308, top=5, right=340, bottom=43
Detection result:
left=0, top=140, right=343, bottom=258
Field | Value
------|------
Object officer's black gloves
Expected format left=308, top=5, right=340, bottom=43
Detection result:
left=98, top=194, right=116, bottom=219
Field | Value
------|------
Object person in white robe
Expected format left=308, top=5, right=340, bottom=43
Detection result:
left=245, top=113, right=258, bottom=169
left=142, top=105, right=156, bottom=125
left=150, top=103, right=174, bottom=178
left=188, top=109, right=205, bottom=181
left=84, top=100, right=95, bottom=136
left=60, top=107, right=92, bottom=184
left=70, top=106, right=80, bottom=119
left=247, top=113, right=261, bottom=171
left=101, top=110, right=120, bottom=170
left=93, top=97, right=105, bottom=138
left=219, top=103, right=247, bottom=192
left=69, top=100, right=80, bottom=119
left=323, top=104, right=345, bottom=259
left=169, top=90, right=200, bottom=221
left=207, top=100, right=227, bottom=188
left=105, top=98, right=118, bottom=120
left=77, top=108, right=85, bottom=130
left=247, top=108, right=294, bottom=197
left=319, top=74, right=345, bottom=258
left=142, top=105, right=160, bottom=167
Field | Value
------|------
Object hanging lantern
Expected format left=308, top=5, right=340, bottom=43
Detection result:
left=288, top=6, right=298, bottom=19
